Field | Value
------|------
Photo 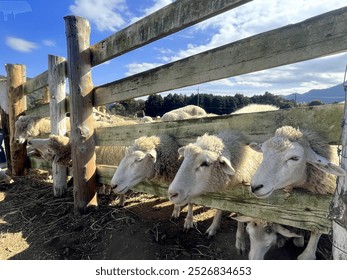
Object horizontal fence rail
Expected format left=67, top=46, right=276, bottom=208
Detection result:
left=96, top=164, right=332, bottom=234
left=90, top=0, right=252, bottom=66
left=94, top=6, right=347, bottom=106
left=94, top=104, right=344, bottom=146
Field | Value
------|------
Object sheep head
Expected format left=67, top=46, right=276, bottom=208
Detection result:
left=250, top=126, right=346, bottom=198
left=15, top=116, right=37, bottom=144
left=231, top=215, right=302, bottom=260
left=110, top=136, right=159, bottom=194
left=168, top=134, right=235, bottom=206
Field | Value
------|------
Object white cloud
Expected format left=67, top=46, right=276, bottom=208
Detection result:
left=42, top=40, right=56, bottom=47
left=6, top=36, right=38, bottom=52
left=125, top=62, right=163, bottom=76
left=69, top=0, right=127, bottom=32
left=169, top=0, right=347, bottom=62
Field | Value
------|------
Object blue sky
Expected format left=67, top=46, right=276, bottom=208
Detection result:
left=1, top=0, right=347, bottom=98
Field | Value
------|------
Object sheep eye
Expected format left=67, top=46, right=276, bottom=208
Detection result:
left=200, top=161, right=211, bottom=167
left=265, top=227, right=273, bottom=234
left=288, top=156, right=299, bottom=161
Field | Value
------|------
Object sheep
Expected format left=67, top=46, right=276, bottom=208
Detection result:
left=161, top=105, right=207, bottom=122
left=249, top=125, right=346, bottom=259
left=231, top=104, right=279, bottom=115
left=0, top=169, right=13, bottom=184
left=168, top=131, right=263, bottom=254
left=139, top=116, right=154, bottom=123
left=28, top=135, right=127, bottom=167
left=14, top=115, right=119, bottom=144
left=15, top=116, right=55, bottom=144
left=231, top=215, right=303, bottom=260
left=110, top=134, right=189, bottom=223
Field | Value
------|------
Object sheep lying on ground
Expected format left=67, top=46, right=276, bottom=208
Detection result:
left=168, top=131, right=263, bottom=254
left=231, top=104, right=279, bottom=115
left=140, top=116, right=154, bottom=123
left=110, top=135, right=190, bottom=223
left=161, top=105, right=207, bottom=122
left=0, top=169, right=14, bottom=184
left=231, top=215, right=304, bottom=260
left=249, top=125, right=346, bottom=259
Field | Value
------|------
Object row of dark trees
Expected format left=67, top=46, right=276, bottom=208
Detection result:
left=109, top=92, right=297, bottom=117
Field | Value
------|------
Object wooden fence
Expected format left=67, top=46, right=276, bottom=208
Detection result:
left=2, top=0, right=347, bottom=258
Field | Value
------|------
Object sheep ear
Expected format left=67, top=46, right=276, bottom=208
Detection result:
left=125, top=147, right=131, bottom=156
left=219, top=156, right=235, bottom=176
left=249, top=142, right=262, bottom=153
left=306, top=148, right=346, bottom=176
left=230, top=214, right=255, bottom=223
left=273, top=224, right=302, bottom=238
left=178, top=147, right=185, bottom=156
left=147, top=149, right=157, bottom=163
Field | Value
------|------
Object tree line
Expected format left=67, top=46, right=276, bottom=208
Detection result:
left=109, top=92, right=298, bottom=117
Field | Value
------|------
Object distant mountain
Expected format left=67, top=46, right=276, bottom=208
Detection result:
left=284, top=83, right=345, bottom=104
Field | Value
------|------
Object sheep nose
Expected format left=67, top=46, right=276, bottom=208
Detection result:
left=168, top=191, right=179, bottom=200
left=251, top=184, right=264, bottom=193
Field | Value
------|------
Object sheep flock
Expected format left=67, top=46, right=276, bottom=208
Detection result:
left=1, top=103, right=345, bottom=260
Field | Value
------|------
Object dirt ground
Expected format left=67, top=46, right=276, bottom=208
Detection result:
left=0, top=170, right=332, bottom=260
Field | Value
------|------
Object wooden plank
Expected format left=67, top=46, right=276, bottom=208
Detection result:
left=90, top=0, right=252, bottom=66
left=25, top=103, right=50, bottom=118
left=65, top=16, right=98, bottom=212
left=96, top=164, right=331, bottom=234
left=94, top=104, right=344, bottom=147
left=94, top=6, right=347, bottom=106
left=6, top=64, right=27, bottom=176
left=23, top=70, right=48, bottom=95
left=49, top=55, right=68, bottom=197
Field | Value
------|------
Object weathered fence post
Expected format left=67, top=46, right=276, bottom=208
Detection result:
left=6, top=64, right=27, bottom=176
left=331, top=84, right=347, bottom=260
left=48, top=55, right=68, bottom=197
left=64, top=16, right=97, bottom=212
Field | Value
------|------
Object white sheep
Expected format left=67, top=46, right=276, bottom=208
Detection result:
left=161, top=105, right=207, bottom=122
left=231, top=215, right=304, bottom=260
left=14, top=115, right=118, bottom=144
left=28, top=135, right=127, bottom=167
left=139, top=116, right=154, bottom=123
left=110, top=134, right=189, bottom=222
left=168, top=131, right=263, bottom=254
left=15, top=116, right=55, bottom=144
left=231, top=104, right=279, bottom=115
left=249, top=125, right=346, bottom=259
